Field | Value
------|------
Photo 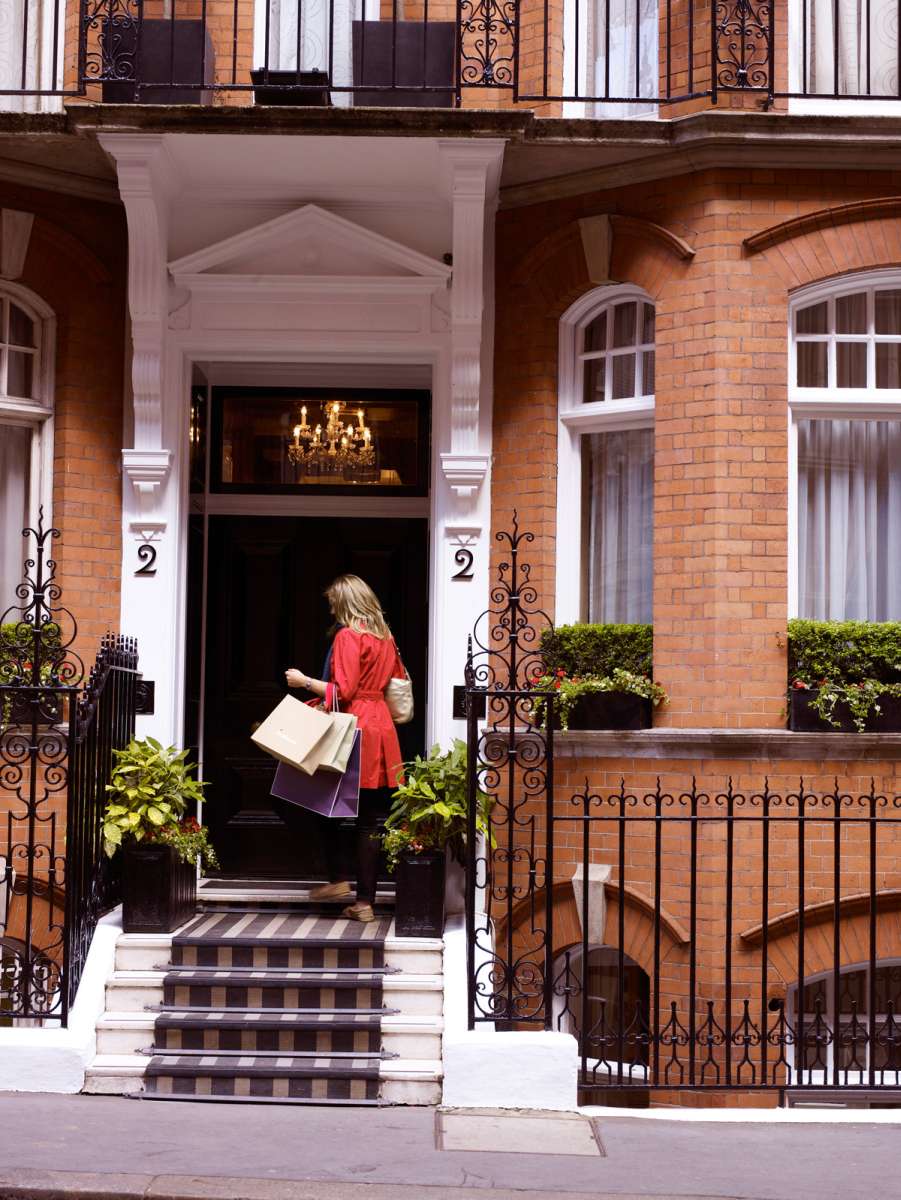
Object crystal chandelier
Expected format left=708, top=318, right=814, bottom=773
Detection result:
left=287, top=399, right=378, bottom=483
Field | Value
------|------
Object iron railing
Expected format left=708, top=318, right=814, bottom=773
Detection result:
left=465, top=515, right=901, bottom=1103
left=0, top=514, right=139, bottom=1024
left=1, top=0, right=899, bottom=108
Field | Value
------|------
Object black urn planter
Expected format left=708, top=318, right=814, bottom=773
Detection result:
left=394, top=850, right=446, bottom=938
left=122, top=843, right=197, bottom=934
left=563, top=692, right=653, bottom=731
left=789, top=688, right=901, bottom=734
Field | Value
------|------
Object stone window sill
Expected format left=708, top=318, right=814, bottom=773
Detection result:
left=555, top=728, right=901, bottom=760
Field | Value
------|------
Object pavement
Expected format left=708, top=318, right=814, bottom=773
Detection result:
left=0, top=1095, right=899, bottom=1200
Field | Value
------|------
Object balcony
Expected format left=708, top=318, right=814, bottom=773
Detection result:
left=0, top=0, right=899, bottom=114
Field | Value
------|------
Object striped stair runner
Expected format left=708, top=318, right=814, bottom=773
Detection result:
left=141, top=907, right=396, bottom=1105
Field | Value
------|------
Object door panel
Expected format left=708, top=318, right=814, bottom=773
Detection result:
left=203, top=515, right=428, bottom=877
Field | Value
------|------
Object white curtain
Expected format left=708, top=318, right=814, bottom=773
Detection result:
left=0, top=0, right=63, bottom=114
left=798, top=419, right=901, bottom=620
left=585, top=428, right=654, bottom=623
left=0, top=424, right=30, bottom=612
left=808, top=0, right=898, bottom=94
left=267, top=0, right=359, bottom=103
left=589, top=0, right=657, bottom=115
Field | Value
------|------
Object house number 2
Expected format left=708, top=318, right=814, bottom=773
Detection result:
left=135, top=544, right=158, bottom=576
left=452, top=548, right=474, bottom=581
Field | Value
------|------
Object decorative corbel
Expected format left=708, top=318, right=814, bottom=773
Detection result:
left=122, top=449, right=172, bottom=512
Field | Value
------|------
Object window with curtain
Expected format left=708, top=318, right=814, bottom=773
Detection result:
left=805, top=0, right=898, bottom=95
left=792, top=280, right=901, bottom=621
left=586, top=0, right=658, bottom=113
left=563, top=290, right=655, bottom=623
left=0, top=291, right=48, bottom=609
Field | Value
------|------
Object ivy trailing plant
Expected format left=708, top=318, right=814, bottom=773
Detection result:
left=382, top=739, right=492, bottom=872
left=102, top=737, right=217, bottom=869
left=532, top=623, right=667, bottom=730
left=787, top=619, right=901, bottom=732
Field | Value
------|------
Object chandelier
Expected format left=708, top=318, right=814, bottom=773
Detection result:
left=287, top=399, right=378, bottom=483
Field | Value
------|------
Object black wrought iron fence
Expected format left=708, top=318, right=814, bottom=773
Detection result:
left=1, top=0, right=899, bottom=107
left=0, top=514, right=138, bottom=1024
left=465, top=515, right=901, bottom=1104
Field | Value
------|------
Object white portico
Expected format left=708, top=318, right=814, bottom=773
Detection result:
left=98, top=131, right=505, bottom=757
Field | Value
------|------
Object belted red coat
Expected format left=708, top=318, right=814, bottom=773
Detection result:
left=326, top=627, right=404, bottom=791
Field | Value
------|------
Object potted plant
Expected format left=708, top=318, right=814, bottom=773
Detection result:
left=383, top=739, right=491, bottom=938
left=102, top=737, right=217, bottom=933
left=532, top=623, right=668, bottom=731
left=787, top=619, right=901, bottom=733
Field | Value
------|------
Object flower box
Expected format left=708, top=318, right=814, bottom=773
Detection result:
left=122, top=843, right=196, bottom=934
left=394, top=850, right=445, bottom=938
left=789, top=688, right=901, bottom=734
left=565, top=692, right=653, bottom=731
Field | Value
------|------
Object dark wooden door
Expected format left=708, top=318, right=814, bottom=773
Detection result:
left=203, top=515, right=429, bottom=877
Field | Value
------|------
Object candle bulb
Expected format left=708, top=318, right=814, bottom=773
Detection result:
left=293, top=425, right=300, bottom=447
left=357, top=409, right=365, bottom=430
left=301, top=406, right=307, bottom=424
left=363, top=427, right=371, bottom=445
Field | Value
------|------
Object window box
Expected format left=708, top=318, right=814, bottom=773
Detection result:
left=789, top=688, right=901, bottom=734
left=122, top=843, right=196, bottom=935
left=565, top=692, right=653, bottom=731
left=394, top=850, right=445, bottom=938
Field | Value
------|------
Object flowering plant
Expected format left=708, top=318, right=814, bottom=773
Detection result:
left=382, top=739, right=492, bottom=872
left=791, top=676, right=901, bottom=733
left=788, top=619, right=901, bottom=732
left=154, top=816, right=219, bottom=870
left=530, top=667, right=668, bottom=731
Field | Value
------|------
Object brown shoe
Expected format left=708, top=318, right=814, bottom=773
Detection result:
left=342, top=902, right=376, bottom=923
left=309, top=880, right=353, bottom=902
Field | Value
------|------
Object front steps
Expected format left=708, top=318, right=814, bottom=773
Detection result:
left=86, top=906, right=443, bottom=1105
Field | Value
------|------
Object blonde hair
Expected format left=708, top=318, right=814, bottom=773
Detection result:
left=325, top=575, right=391, bottom=640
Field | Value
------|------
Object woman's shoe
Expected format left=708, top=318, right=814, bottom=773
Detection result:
left=309, top=880, right=353, bottom=902
left=342, top=902, right=376, bottom=923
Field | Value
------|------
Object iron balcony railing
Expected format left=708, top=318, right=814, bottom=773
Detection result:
left=0, top=0, right=899, bottom=109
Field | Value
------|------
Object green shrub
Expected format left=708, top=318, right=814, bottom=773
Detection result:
left=0, top=621, right=62, bottom=683
left=539, top=623, right=653, bottom=678
left=787, top=619, right=901, bottom=731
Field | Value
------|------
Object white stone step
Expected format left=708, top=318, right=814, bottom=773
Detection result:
left=384, top=934, right=443, bottom=975
left=383, top=974, right=443, bottom=1016
left=83, top=1054, right=145, bottom=1095
left=96, top=1011, right=443, bottom=1061
left=115, top=935, right=172, bottom=972
left=105, top=970, right=164, bottom=1012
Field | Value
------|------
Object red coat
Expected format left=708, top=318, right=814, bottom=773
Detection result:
left=327, top=628, right=404, bottom=790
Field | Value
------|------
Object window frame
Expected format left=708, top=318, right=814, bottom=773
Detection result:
left=0, top=283, right=55, bottom=550
left=556, top=283, right=655, bottom=624
left=787, top=271, right=901, bottom=618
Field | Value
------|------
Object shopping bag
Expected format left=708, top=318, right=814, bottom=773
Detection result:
left=270, top=730, right=362, bottom=819
left=251, top=695, right=335, bottom=774
left=307, top=690, right=357, bottom=774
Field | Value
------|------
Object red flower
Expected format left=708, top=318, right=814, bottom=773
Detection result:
left=791, top=679, right=809, bottom=690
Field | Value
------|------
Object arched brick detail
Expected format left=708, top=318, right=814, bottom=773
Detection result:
left=745, top=212, right=901, bottom=292
left=763, top=910, right=901, bottom=992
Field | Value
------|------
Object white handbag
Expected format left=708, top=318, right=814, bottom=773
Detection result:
left=385, top=663, right=414, bottom=725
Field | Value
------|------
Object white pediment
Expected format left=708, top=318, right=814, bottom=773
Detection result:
left=168, top=204, right=451, bottom=283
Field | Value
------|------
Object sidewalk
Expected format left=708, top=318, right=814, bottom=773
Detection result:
left=0, top=1094, right=896, bottom=1200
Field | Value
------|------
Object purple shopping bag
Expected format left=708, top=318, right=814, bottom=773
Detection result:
left=270, top=729, right=361, bottom=818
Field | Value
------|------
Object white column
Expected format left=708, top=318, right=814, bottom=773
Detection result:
left=98, top=134, right=182, bottom=745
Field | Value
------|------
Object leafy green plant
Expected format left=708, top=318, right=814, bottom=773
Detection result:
left=531, top=667, right=668, bottom=731
left=539, top=623, right=653, bottom=678
left=787, top=619, right=901, bottom=732
left=102, top=737, right=214, bottom=868
left=1, top=621, right=63, bottom=729
left=382, top=739, right=492, bottom=872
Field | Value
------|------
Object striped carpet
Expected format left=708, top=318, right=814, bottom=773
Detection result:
left=141, top=907, right=394, bottom=1105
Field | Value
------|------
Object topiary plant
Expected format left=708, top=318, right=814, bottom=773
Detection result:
left=539, top=623, right=653, bottom=678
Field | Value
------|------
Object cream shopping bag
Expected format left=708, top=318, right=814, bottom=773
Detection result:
left=251, top=695, right=336, bottom=775
left=307, top=710, right=358, bottom=774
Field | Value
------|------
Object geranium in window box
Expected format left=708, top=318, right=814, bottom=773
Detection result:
left=787, top=620, right=901, bottom=733
left=531, top=669, right=666, bottom=731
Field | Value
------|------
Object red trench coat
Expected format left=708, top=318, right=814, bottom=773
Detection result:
left=326, top=627, right=404, bottom=790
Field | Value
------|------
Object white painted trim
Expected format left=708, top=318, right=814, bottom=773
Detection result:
left=168, top=204, right=452, bottom=282
left=176, top=276, right=448, bottom=299
left=555, top=283, right=655, bottom=624
left=0, top=908, right=121, bottom=1093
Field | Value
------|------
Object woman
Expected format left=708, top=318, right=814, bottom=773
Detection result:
left=285, top=574, right=404, bottom=923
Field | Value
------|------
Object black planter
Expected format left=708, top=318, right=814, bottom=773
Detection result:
left=789, top=688, right=901, bottom=734
left=101, top=20, right=214, bottom=105
left=250, top=69, right=332, bottom=106
left=394, top=850, right=445, bottom=938
left=122, top=843, right=196, bottom=934
left=564, top=692, right=653, bottom=731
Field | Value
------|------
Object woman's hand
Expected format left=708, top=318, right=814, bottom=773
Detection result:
left=285, top=669, right=308, bottom=690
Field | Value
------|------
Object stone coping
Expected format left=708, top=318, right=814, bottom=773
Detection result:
left=555, top=728, right=901, bottom=761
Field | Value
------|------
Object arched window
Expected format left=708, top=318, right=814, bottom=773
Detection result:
left=557, top=284, right=655, bottom=624
left=553, top=945, right=651, bottom=1081
left=790, top=274, right=901, bottom=620
left=787, top=962, right=901, bottom=1084
left=0, top=285, right=54, bottom=608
